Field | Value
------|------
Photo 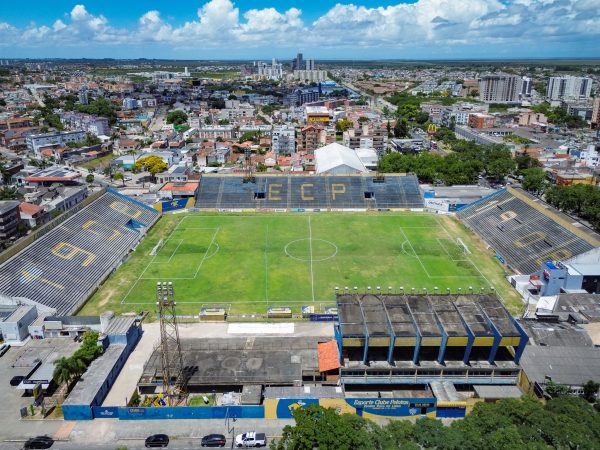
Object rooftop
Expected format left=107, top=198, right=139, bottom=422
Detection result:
left=63, top=345, right=127, bottom=406
left=25, top=167, right=81, bottom=182
left=520, top=345, right=600, bottom=386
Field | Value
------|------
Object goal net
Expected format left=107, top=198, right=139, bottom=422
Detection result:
left=456, top=238, right=471, bottom=255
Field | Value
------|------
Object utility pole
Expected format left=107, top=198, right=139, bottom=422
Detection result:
left=157, top=281, right=187, bottom=406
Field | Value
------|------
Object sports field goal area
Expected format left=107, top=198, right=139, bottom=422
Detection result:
left=79, top=212, right=523, bottom=316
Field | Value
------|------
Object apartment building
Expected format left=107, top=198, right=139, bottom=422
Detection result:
left=547, top=76, right=592, bottom=100
left=479, top=74, right=521, bottom=103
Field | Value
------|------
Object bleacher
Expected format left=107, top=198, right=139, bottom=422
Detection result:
left=0, top=190, right=160, bottom=315
left=458, top=188, right=598, bottom=274
left=195, top=174, right=424, bottom=210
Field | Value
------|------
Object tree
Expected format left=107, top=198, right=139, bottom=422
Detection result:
left=113, top=172, right=125, bottom=186
left=53, top=357, right=74, bottom=387
left=166, top=110, right=188, bottom=126
left=0, top=186, right=22, bottom=200
left=522, top=167, right=547, bottom=195
left=335, top=119, right=353, bottom=133
left=273, top=405, right=377, bottom=450
left=583, top=380, right=600, bottom=402
left=393, top=119, right=409, bottom=138
left=545, top=380, right=571, bottom=398
left=357, top=116, right=370, bottom=124
left=133, top=155, right=168, bottom=179
left=486, top=159, right=515, bottom=181
left=85, top=174, right=94, bottom=184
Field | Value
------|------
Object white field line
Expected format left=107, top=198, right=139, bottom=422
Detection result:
left=398, top=227, right=432, bottom=278
left=264, top=224, right=269, bottom=304
left=434, top=216, right=506, bottom=301
left=436, top=237, right=468, bottom=262
left=309, top=215, right=315, bottom=302
left=122, top=227, right=219, bottom=303
left=166, top=239, right=184, bottom=263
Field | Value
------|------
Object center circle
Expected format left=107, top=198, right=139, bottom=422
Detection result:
left=284, top=238, right=338, bottom=262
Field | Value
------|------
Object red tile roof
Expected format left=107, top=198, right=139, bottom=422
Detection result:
left=160, top=182, right=199, bottom=192
left=19, top=202, right=42, bottom=215
left=318, top=341, right=341, bottom=372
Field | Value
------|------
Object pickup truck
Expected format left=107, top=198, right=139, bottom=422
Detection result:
left=235, top=431, right=267, bottom=448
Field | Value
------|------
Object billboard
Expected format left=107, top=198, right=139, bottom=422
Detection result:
left=265, top=397, right=437, bottom=419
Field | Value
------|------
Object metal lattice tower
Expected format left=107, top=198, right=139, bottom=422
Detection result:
left=243, top=147, right=255, bottom=183
left=156, top=281, right=187, bottom=406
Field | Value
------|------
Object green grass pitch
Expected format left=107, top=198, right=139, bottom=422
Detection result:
left=79, top=213, right=522, bottom=317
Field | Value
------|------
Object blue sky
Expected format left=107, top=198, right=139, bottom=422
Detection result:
left=0, top=0, right=598, bottom=59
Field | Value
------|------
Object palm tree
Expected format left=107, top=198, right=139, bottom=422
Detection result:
left=70, top=356, right=87, bottom=379
left=53, top=357, right=73, bottom=387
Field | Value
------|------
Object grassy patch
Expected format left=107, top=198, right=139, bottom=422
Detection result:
left=188, top=395, right=216, bottom=406
left=79, top=153, right=115, bottom=171
left=80, top=212, right=523, bottom=318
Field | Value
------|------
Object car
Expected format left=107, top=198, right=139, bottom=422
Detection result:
left=21, top=436, right=54, bottom=449
left=145, top=434, right=169, bottom=448
left=10, top=375, right=26, bottom=386
left=0, top=343, right=10, bottom=357
left=235, top=432, right=266, bottom=448
left=201, top=434, right=226, bottom=447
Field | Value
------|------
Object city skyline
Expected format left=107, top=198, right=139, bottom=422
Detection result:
left=0, top=0, right=599, bottom=60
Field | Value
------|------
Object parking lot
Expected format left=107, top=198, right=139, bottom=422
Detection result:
left=0, top=339, right=79, bottom=442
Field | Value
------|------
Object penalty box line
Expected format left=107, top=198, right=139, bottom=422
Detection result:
left=121, top=227, right=220, bottom=304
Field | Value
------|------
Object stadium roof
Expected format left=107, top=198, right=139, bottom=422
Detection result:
left=315, top=143, right=368, bottom=174
left=337, top=294, right=520, bottom=340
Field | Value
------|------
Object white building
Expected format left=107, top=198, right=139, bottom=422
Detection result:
left=288, top=70, right=328, bottom=83
left=256, top=59, right=284, bottom=81
left=547, top=76, right=592, bottom=101
left=271, top=125, right=296, bottom=155
left=26, top=130, right=86, bottom=155
left=479, top=74, right=521, bottom=103
left=315, top=142, right=368, bottom=175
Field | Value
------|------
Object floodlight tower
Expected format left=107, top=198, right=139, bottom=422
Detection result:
left=243, top=147, right=255, bottom=183
left=157, top=281, right=187, bottom=406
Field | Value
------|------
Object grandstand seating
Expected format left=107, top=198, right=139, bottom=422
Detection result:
left=195, top=174, right=424, bottom=210
left=458, top=188, right=596, bottom=274
left=0, top=190, right=160, bottom=315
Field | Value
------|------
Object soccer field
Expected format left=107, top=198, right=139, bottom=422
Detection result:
left=80, top=213, right=522, bottom=317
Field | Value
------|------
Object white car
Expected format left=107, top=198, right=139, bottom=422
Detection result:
left=235, top=432, right=266, bottom=448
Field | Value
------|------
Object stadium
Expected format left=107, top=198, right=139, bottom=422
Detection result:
left=4, top=174, right=600, bottom=422
left=2, top=175, right=599, bottom=319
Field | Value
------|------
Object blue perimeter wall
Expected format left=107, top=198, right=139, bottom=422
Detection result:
left=92, top=405, right=265, bottom=420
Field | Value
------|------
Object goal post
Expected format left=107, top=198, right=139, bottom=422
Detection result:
left=456, top=238, right=471, bottom=255
left=150, top=239, right=164, bottom=256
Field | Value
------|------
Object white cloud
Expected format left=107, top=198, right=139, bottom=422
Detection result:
left=1, top=0, right=599, bottom=54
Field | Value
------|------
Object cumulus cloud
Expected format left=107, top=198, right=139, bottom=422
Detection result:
left=0, top=0, right=598, bottom=54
